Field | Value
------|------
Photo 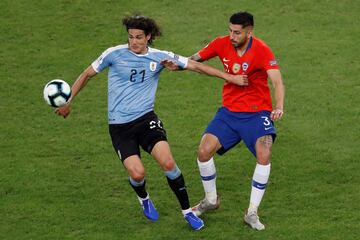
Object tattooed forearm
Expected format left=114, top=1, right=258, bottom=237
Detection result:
left=190, top=53, right=204, bottom=62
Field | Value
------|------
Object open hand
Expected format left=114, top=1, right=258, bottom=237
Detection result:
left=55, top=103, right=71, bottom=118
left=270, top=109, right=284, bottom=121
left=228, top=74, right=248, bottom=86
left=160, top=59, right=180, bottom=71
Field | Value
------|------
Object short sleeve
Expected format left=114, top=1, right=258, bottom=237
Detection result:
left=91, top=48, right=112, bottom=73
left=162, top=51, right=188, bottom=69
left=260, top=45, right=279, bottom=70
left=198, top=37, right=222, bottom=60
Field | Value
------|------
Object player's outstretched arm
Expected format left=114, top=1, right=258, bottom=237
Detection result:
left=267, top=69, right=285, bottom=121
left=160, top=59, right=248, bottom=86
left=189, top=53, right=204, bottom=62
left=185, top=59, right=248, bottom=86
left=55, top=65, right=97, bottom=118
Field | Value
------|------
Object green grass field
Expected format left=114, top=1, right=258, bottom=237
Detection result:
left=1, top=0, right=359, bottom=239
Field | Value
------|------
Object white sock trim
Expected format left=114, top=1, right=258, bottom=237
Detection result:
left=253, top=163, right=271, bottom=184
left=182, top=208, right=192, bottom=216
left=137, top=194, right=149, bottom=205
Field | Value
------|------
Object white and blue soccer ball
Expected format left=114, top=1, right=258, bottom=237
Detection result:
left=43, top=79, right=71, bottom=107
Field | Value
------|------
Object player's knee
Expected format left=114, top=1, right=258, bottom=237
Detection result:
left=129, top=168, right=145, bottom=181
left=255, top=135, right=273, bottom=164
left=256, top=149, right=271, bottom=165
left=161, top=158, right=176, bottom=171
left=198, top=146, right=213, bottom=162
left=131, top=173, right=145, bottom=182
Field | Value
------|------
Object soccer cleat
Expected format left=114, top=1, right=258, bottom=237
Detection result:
left=141, top=198, right=159, bottom=221
left=192, top=196, right=220, bottom=216
left=244, top=211, right=265, bottom=230
left=184, top=212, right=204, bottom=230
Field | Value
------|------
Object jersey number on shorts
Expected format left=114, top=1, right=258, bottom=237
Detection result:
left=130, top=69, right=146, bottom=83
left=261, top=116, right=273, bottom=130
left=149, top=120, right=163, bottom=129
left=261, top=116, right=271, bottom=126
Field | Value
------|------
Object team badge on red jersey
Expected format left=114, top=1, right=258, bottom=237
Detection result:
left=242, top=62, right=249, bottom=72
left=232, top=63, right=241, bottom=73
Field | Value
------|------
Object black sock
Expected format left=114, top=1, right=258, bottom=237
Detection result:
left=129, top=179, right=148, bottom=199
left=166, top=174, right=190, bottom=210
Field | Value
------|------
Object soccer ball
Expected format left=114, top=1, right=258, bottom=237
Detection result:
left=43, top=79, right=71, bottom=107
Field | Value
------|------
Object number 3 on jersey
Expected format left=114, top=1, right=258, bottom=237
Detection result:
left=129, top=69, right=146, bottom=83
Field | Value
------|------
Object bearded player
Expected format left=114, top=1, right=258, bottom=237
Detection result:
left=162, top=11, right=285, bottom=230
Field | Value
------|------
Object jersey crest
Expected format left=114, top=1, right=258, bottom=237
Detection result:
left=242, top=62, right=249, bottom=72
left=232, top=63, right=241, bottom=73
left=149, top=61, right=157, bottom=71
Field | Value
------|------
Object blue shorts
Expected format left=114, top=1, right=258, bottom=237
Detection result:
left=205, top=107, right=276, bottom=157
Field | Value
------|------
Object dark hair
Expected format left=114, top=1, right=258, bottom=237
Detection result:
left=122, top=15, right=162, bottom=44
left=229, top=12, right=254, bottom=28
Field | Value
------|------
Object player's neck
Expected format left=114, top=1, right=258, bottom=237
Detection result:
left=236, top=37, right=252, bottom=57
left=236, top=46, right=247, bottom=57
left=129, top=45, right=149, bottom=55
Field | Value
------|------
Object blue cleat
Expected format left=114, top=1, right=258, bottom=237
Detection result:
left=141, top=198, right=159, bottom=221
left=184, top=212, right=204, bottom=230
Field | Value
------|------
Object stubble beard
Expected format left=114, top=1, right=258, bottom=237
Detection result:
left=232, top=38, right=248, bottom=50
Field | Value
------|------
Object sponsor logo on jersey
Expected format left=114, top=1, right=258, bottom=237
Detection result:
left=150, top=62, right=157, bottom=71
left=232, top=63, right=241, bottom=73
left=242, top=62, right=249, bottom=72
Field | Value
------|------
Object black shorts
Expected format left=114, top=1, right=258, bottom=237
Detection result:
left=109, top=111, right=167, bottom=161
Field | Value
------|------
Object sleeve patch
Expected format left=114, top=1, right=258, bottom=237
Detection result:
left=269, top=60, right=278, bottom=66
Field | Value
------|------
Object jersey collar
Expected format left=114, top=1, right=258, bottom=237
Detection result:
left=128, top=45, right=150, bottom=56
left=244, top=36, right=253, bottom=54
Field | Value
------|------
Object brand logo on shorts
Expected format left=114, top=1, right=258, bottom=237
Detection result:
left=150, top=62, right=157, bottom=71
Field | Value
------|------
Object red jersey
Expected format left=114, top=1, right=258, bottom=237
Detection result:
left=198, top=36, right=279, bottom=112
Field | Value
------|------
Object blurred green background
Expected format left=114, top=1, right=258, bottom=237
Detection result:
left=1, top=0, right=359, bottom=239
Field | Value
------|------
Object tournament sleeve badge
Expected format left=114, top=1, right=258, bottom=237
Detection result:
left=269, top=60, right=277, bottom=66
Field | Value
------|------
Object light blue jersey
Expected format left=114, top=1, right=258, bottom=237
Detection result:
left=91, top=44, right=188, bottom=124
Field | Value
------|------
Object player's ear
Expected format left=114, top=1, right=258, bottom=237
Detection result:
left=247, top=30, right=253, bottom=38
left=146, top=34, right=151, bottom=41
